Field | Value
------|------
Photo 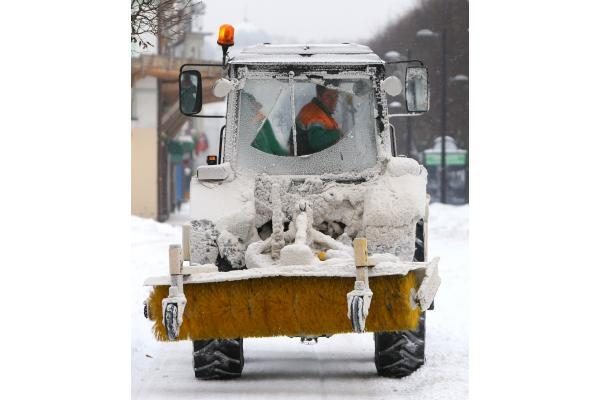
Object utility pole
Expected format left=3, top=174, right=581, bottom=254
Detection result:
left=157, top=6, right=168, bottom=222
left=440, top=0, right=449, bottom=204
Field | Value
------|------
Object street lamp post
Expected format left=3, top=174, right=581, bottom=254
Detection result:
left=440, top=28, right=447, bottom=204
left=384, top=50, right=402, bottom=61
left=417, top=26, right=448, bottom=203
left=449, top=74, right=469, bottom=203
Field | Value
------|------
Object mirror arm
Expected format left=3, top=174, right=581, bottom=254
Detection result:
left=385, top=59, right=425, bottom=67
left=179, top=62, right=224, bottom=73
left=388, top=113, right=424, bottom=118
left=186, top=115, right=225, bottom=118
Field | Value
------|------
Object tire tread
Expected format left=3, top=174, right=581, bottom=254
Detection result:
left=192, top=338, right=244, bottom=379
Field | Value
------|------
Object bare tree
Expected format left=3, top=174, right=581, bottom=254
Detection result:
left=131, top=0, right=203, bottom=49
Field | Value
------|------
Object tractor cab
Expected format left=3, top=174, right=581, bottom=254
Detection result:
left=179, top=41, right=429, bottom=177
left=231, top=44, right=385, bottom=176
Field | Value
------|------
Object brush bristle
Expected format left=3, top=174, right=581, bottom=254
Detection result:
left=148, top=272, right=420, bottom=341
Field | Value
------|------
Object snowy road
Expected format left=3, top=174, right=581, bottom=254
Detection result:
left=131, top=204, right=468, bottom=399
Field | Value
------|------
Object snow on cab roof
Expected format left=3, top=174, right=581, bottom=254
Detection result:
left=230, top=43, right=384, bottom=65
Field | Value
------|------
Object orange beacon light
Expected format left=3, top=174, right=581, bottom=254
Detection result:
left=217, top=24, right=235, bottom=47
left=217, top=24, right=235, bottom=65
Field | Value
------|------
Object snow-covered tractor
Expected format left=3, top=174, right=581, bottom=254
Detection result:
left=143, top=24, right=440, bottom=380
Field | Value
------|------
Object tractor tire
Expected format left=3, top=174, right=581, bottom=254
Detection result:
left=373, top=219, right=427, bottom=378
left=374, top=313, right=426, bottom=377
left=192, top=338, right=244, bottom=380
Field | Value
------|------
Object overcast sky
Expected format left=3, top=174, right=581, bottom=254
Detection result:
left=199, top=0, right=419, bottom=44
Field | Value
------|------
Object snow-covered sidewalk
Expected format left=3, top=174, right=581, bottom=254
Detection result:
left=131, top=203, right=468, bottom=399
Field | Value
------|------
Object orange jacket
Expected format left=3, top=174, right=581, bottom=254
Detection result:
left=294, top=98, right=341, bottom=155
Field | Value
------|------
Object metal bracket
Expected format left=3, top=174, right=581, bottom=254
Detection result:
left=162, top=245, right=187, bottom=340
left=162, top=281, right=187, bottom=340
left=415, top=257, right=441, bottom=311
left=346, top=238, right=373, bottom=333
left=347, top=281, right=373, bottom=333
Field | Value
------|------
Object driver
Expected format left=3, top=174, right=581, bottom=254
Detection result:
left=293, top=84, right=342, bottom=155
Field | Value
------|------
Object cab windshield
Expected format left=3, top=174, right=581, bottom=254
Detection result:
left=236, top=73, right=378, bottom=175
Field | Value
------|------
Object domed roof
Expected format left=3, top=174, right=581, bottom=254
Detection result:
left=229, top=21, right=271, bottom=55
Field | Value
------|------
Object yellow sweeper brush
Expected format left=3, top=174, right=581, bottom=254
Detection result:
left=147, top=272, right=420, bottom=341
left=143, top=238, right=440, bottom=342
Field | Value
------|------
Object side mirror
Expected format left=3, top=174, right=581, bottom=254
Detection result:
left=405, top=67, right=429, bottom=113
left=179, top=70, right=202, bottom=115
